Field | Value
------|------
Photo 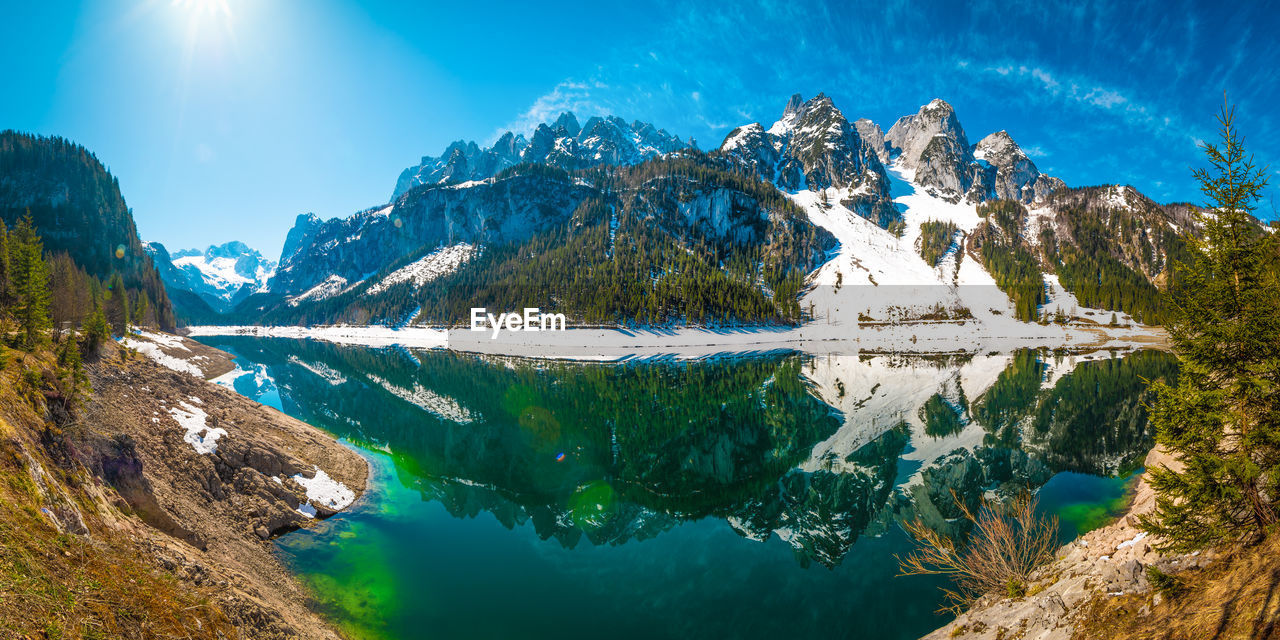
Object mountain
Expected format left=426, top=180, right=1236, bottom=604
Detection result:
left=884, top=99, right=1062, bottom=204
left=273, top=166, right=597, bottom=299
left=257, top=156, right=832, bottom=326
left=146, top=240, right=275, bottom=316
left=279, top=212, right=324, bottom=266
left=391, top=112, right=688, bottom=199
left=718, top=93, right=897, bottom=227
left=194, top=95, right=1227, bottom=330
left=0, top=130, right=175, bottom=330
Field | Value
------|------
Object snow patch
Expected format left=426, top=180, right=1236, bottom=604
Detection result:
left=121, top=335, right=205, bottom=377
left=169, top=401, right=226, bottom=455
left=1116, top=531, right=1148, bottom=549
left=292, top=466, right=356, bottom=514
left=289, top=275, right=355, bottom=306
left=365, top=243, right=476, bottom=297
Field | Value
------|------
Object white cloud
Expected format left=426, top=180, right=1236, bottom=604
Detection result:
left=494, top=80, right=607, bottom=141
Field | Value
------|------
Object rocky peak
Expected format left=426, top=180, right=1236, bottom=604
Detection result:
left=491, top=131, right=526, bottom=161
left=886, top=99, right=971, bottom=167
left=718, top=123, right=778, bottom=181
left=206, top=241, right=252, bottom=260
left=885, top=99, right=977, bottom=202
left=522, top=122, right=573, bottom=165
left=552, top=112, right=581, bottom=137
left=972, top=130, right=1063, bottom=203
left=783, top=93, right=804, bottom=118
left=392, top=112, right=682, bottom=198
left=974, top=130, right=1022, bottom=162
left=854, top=118, right=889, bottom=163
left=717, top=93, right=899, bottom=228
left=884, top=101, right=1063, bottom=204
left=280, top=213, right=323, bottom=265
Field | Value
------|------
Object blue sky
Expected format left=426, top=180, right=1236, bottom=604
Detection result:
left=4, top=0, right=1279, bottom=259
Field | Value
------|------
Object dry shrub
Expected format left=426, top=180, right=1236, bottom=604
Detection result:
left=897, top=491, right=1060, bottom=613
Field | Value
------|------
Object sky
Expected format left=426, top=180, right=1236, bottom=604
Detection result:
left=4, top=0, right=1280, bottom=260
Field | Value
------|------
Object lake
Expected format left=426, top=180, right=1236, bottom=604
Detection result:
left=195, top=336, right=1176, bottom=640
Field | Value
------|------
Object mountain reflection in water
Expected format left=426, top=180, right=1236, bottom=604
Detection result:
left=200, top=337, right=1175, bottom=640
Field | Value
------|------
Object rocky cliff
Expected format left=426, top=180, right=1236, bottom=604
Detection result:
left=392, top=112, right=687, bottom=198
left=884, top=99, right=1062, bottom=205
left=718, top=93, right=898, bottom=227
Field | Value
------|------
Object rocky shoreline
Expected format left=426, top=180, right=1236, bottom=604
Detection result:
left=920, top=447, right=1210, bottom=639
left=80, top=334, right=368, bottom=639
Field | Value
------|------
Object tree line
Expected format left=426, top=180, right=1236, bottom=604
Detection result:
left=1, top=213, right=153, bottom=366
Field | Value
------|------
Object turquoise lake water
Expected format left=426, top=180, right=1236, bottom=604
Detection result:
left=197, top=337, right=1175, bottom=640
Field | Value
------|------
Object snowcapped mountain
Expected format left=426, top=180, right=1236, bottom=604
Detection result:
left=146, top=241, right=275, bottom=314
left=719, top=93, right=896, bottom=227
left=883, top=98, right=1063, bottom=204
left=271, top=174, right=596, bottom=298
left=185, top=94, right=1204, bottom=332
left=391, top=112, right=689, bottom=199
left=713, top=94, right=1191, bottom=327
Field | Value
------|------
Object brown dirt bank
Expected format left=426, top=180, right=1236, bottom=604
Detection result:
left=0, top=336, right=368, bottom=639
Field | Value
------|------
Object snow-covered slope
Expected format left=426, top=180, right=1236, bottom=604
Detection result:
left=365, top=243, right=476, bottom=296
left=795, top=161, right=1022, bottom=326
left=146, top=241, right=275, bottom=313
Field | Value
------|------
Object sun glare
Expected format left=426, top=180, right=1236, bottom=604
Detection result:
left=171, top=0, right=232, bottom=18
left=168, top=0, right=237, bottom=51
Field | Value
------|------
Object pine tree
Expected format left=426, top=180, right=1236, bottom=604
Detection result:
left=104, top=272, right=130, bottom=336
left=0, top=218, right=11, bottom=303
left=81, top=300, right=110, bottom=355
left=1139, top=101, right=1280, bottom=551
left=132, top=291, right=150, bottom=328
left=10, top=214, right=52, bottom=348
left=56, top=334, right=90, bottom=406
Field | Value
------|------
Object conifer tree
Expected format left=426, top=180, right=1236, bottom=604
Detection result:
left=132, top=291, right=150, bottom=328
left=0, top=218, right=11, bottom=303
left=81, top=300, right=110, bottom=355
left=1139, top=101, right=1280, bottom=551
left=104, top=272, right=130, bottom=336
left=10, top=214, right=52, bottom=348
left=56, top=334, right=90, bottom=406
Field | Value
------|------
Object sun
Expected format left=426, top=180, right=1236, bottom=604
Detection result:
left=171, top=0, right=231, bottom=18
left=168, top=0, right=236, bottom=49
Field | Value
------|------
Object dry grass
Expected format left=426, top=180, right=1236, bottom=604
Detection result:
left=897, top=491, right=1060, bottom=614
left=1074, top=535, right=1280, bottom=640
left=0, top=345, right=237, bottom=639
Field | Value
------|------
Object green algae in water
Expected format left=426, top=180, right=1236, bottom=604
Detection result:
left=1039, top=470, right=1144, bottom=539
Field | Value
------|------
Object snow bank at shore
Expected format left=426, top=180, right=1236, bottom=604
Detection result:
left=185, top=320, right=1164, bottom=361
left=186, top=324, right=447, bottom=349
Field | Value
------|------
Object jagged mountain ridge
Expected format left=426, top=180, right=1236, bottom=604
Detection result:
left=253, top=155, right=833, bottom=326
left=391, top=112, right=689, bottom=199
left=718, top=93, right=897, bottom=227
left=883, top=98, right=1064, bottom=204
left=146, top=240, right=276, bottom=314
left=272, top=167, right=598, bottom=298
left=218, top=95, right=1209, bottom=328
